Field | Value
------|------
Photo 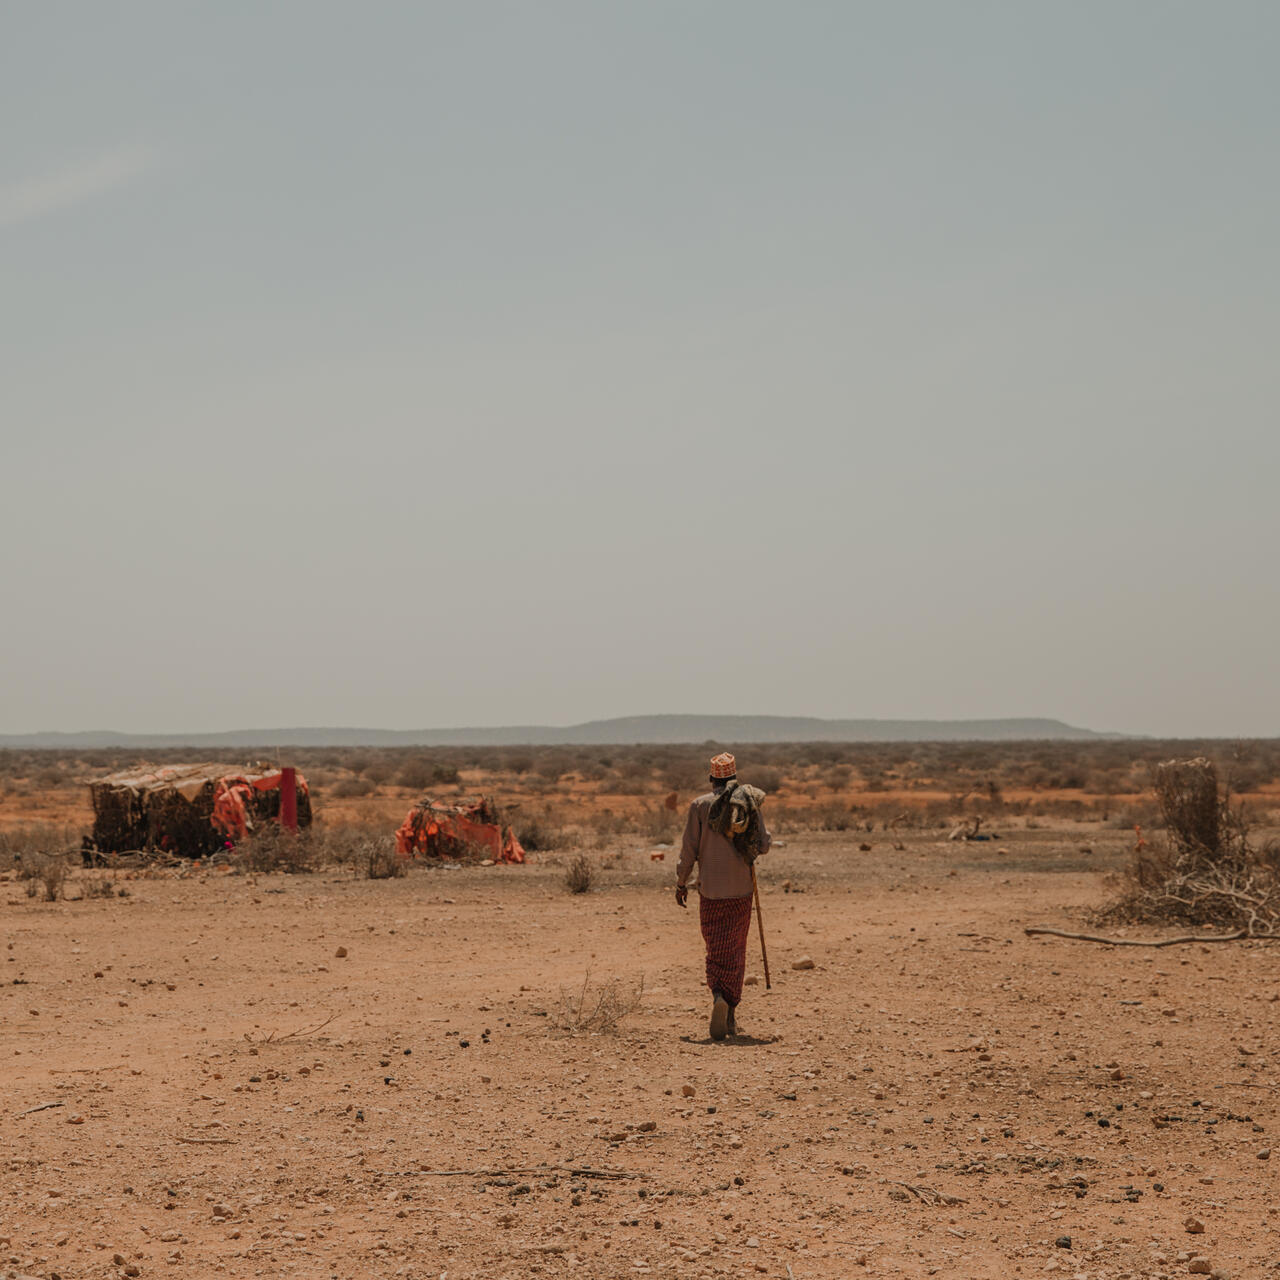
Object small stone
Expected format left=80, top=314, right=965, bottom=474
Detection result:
left=1259, top=1148, right=1271, bottom=1160
left=1188, top=1262, right=1212, bottom=1275
left=1110, top=1068, right=1125, bottom=1081
left=637, top=1120, right=657, bottom=1132
left=67, top=1113, right=85, bottom=1124
left=114, top=1254, right=126, bottom=1266
left=1184, top=1217, right=1205, bottom=1234
left=1055, top=1236, right=1071, bottom=1249
left=681, top=1084, right=696, bottom=1097
left=791, top=957, right=815, bottom=971
left=334, top=946, right=348, bottom=958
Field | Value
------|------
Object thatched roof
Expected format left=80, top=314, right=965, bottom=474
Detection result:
left=93, top=763, right=282, bottom=800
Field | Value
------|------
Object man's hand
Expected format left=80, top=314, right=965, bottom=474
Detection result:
left=675, top=884, right=688, bottom=908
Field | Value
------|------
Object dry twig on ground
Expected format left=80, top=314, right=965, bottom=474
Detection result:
left=378, top=1164, right=646, bottom=1181
left=888, top=1181, right=966, bottom=1207
left=244, top=1010, right=339, bottom=1045
left=16, top=1100, right=64, bottom=1117
left=1025, top=926, right=1259, bottom=947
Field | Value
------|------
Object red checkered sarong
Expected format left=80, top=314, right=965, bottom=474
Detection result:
left=699, top=894, right=753, bottom=1006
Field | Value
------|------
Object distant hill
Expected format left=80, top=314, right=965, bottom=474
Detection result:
left=0, top=715, right=1123, bottom=749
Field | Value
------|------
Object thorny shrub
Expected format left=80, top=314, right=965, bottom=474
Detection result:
left=555, top=972, right=645, bottom=1035
left=22, top=854, right=70, bottom=902
left=564, top=854, right=594, bottom=895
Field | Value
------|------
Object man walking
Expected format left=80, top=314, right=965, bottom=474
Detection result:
left=676, top=752, right=771, bottom=1040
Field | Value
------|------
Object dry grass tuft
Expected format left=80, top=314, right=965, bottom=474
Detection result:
left=555, top=972, right=645, bottom=1035
left=564, top=854, right=594, bottom=895
left=364, top=839, right=407, bottom=879
left=21, top=854, right=70, bottom=901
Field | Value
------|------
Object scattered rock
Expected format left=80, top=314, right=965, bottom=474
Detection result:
left=66, top=1113, right=85, bottom=1125
left=681, top=1084, right=696, bottom=1097
left=791, top=957, right=815, bottom=971
left=1054, top=1236, right=1071, bottom=1250
left=1188, top=1261, right=1212, bottom=1275
left=1184, top=1217, right=1205, bottom=1234
left=1259, top=1148, right=1271, bottom=1160
left=334, top=946, right=348, bottom=958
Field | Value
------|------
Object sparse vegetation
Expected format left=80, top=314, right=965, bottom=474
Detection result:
left=555, top=972, right=645, bottom=1035
left=363, top=838, right=407, bottom=879
left=1105, top=757, right=1280, bottom=934
left=564, top=853, right=594, bottom=894
left=21, top=853, right=70, bottom=902
left=231, top=825, right=317, bottom=875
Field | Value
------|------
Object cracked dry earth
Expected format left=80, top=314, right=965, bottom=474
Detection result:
left=3, top=829, right=1278, bottom=1279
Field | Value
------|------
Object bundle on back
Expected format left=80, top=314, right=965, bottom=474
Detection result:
left=708, top=784, right=768, bottom=864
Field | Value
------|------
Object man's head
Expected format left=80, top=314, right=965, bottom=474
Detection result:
left=709, top=752, right=737, bottom=788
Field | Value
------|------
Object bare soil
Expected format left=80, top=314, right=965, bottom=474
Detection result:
left=3, top=827, right=1277, bottom=1280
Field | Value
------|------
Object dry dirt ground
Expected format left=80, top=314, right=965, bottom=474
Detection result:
left=3, top=828, right=1278, bottom=1280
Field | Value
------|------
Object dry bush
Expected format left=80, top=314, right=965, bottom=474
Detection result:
left=22, top=854, right=70, bottom=902
left=331, top=776, right=377, bottom=799
left=364, top=838, right=407, bottom=879
left=555, top=972, right=644, bottom=1035
left=1104, top=758, right=1280, bottom=933
left=515, top=810, right=575, bottom=852
left=750, top=766, right=784, bottom=794
left=81, top=875, right=120, bottom=900
left=564, top=853, right=594, bottom=894
left=231, top=826, right=316, bottom=875
left=0, top=823, right=77, bottom=872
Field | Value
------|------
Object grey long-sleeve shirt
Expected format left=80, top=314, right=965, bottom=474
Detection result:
left=677, top=789, right=771, bottom=899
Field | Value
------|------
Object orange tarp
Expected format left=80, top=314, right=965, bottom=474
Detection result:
left=395, top=797, right=525, bottom=864
left=212, top=771, right=310, bottom=840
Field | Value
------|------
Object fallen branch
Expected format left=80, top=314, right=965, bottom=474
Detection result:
left=244, top=1010, right=339, bottom=1045
left=1025, top=926, right=1260, bottom=948
left=891, top=1181, right=965, bottom=1207
left=378, top=1164, right=646, bottom=1181
left=16, top=1100, right=64, bottom=1117
left=174, top=1134, right=236, bottom=1145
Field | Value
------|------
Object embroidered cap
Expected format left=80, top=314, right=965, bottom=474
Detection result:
left=709, top=752, right=737, bottom=779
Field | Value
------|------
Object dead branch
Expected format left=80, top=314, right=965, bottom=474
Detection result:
left=1025, top=926, right=1262, bottom=947
left=244, top=1010, right=339, bottom=1045
left=891, top=1181, right=965, bottom=1206
left=174, top=1134, right=236, bottom=1145
left=377, top=1164, right=647, bottom=1181
left=16, top=1100, right=64, bottom=1116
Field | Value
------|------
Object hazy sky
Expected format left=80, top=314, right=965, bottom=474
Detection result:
left=3, top=2, right=1277, bottom=738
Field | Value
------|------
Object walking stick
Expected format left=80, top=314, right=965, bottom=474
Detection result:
left=751, top=864, right=771, bottom=990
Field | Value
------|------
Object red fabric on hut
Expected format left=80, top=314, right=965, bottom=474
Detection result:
left=395, top=797, right=525, bottom=864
